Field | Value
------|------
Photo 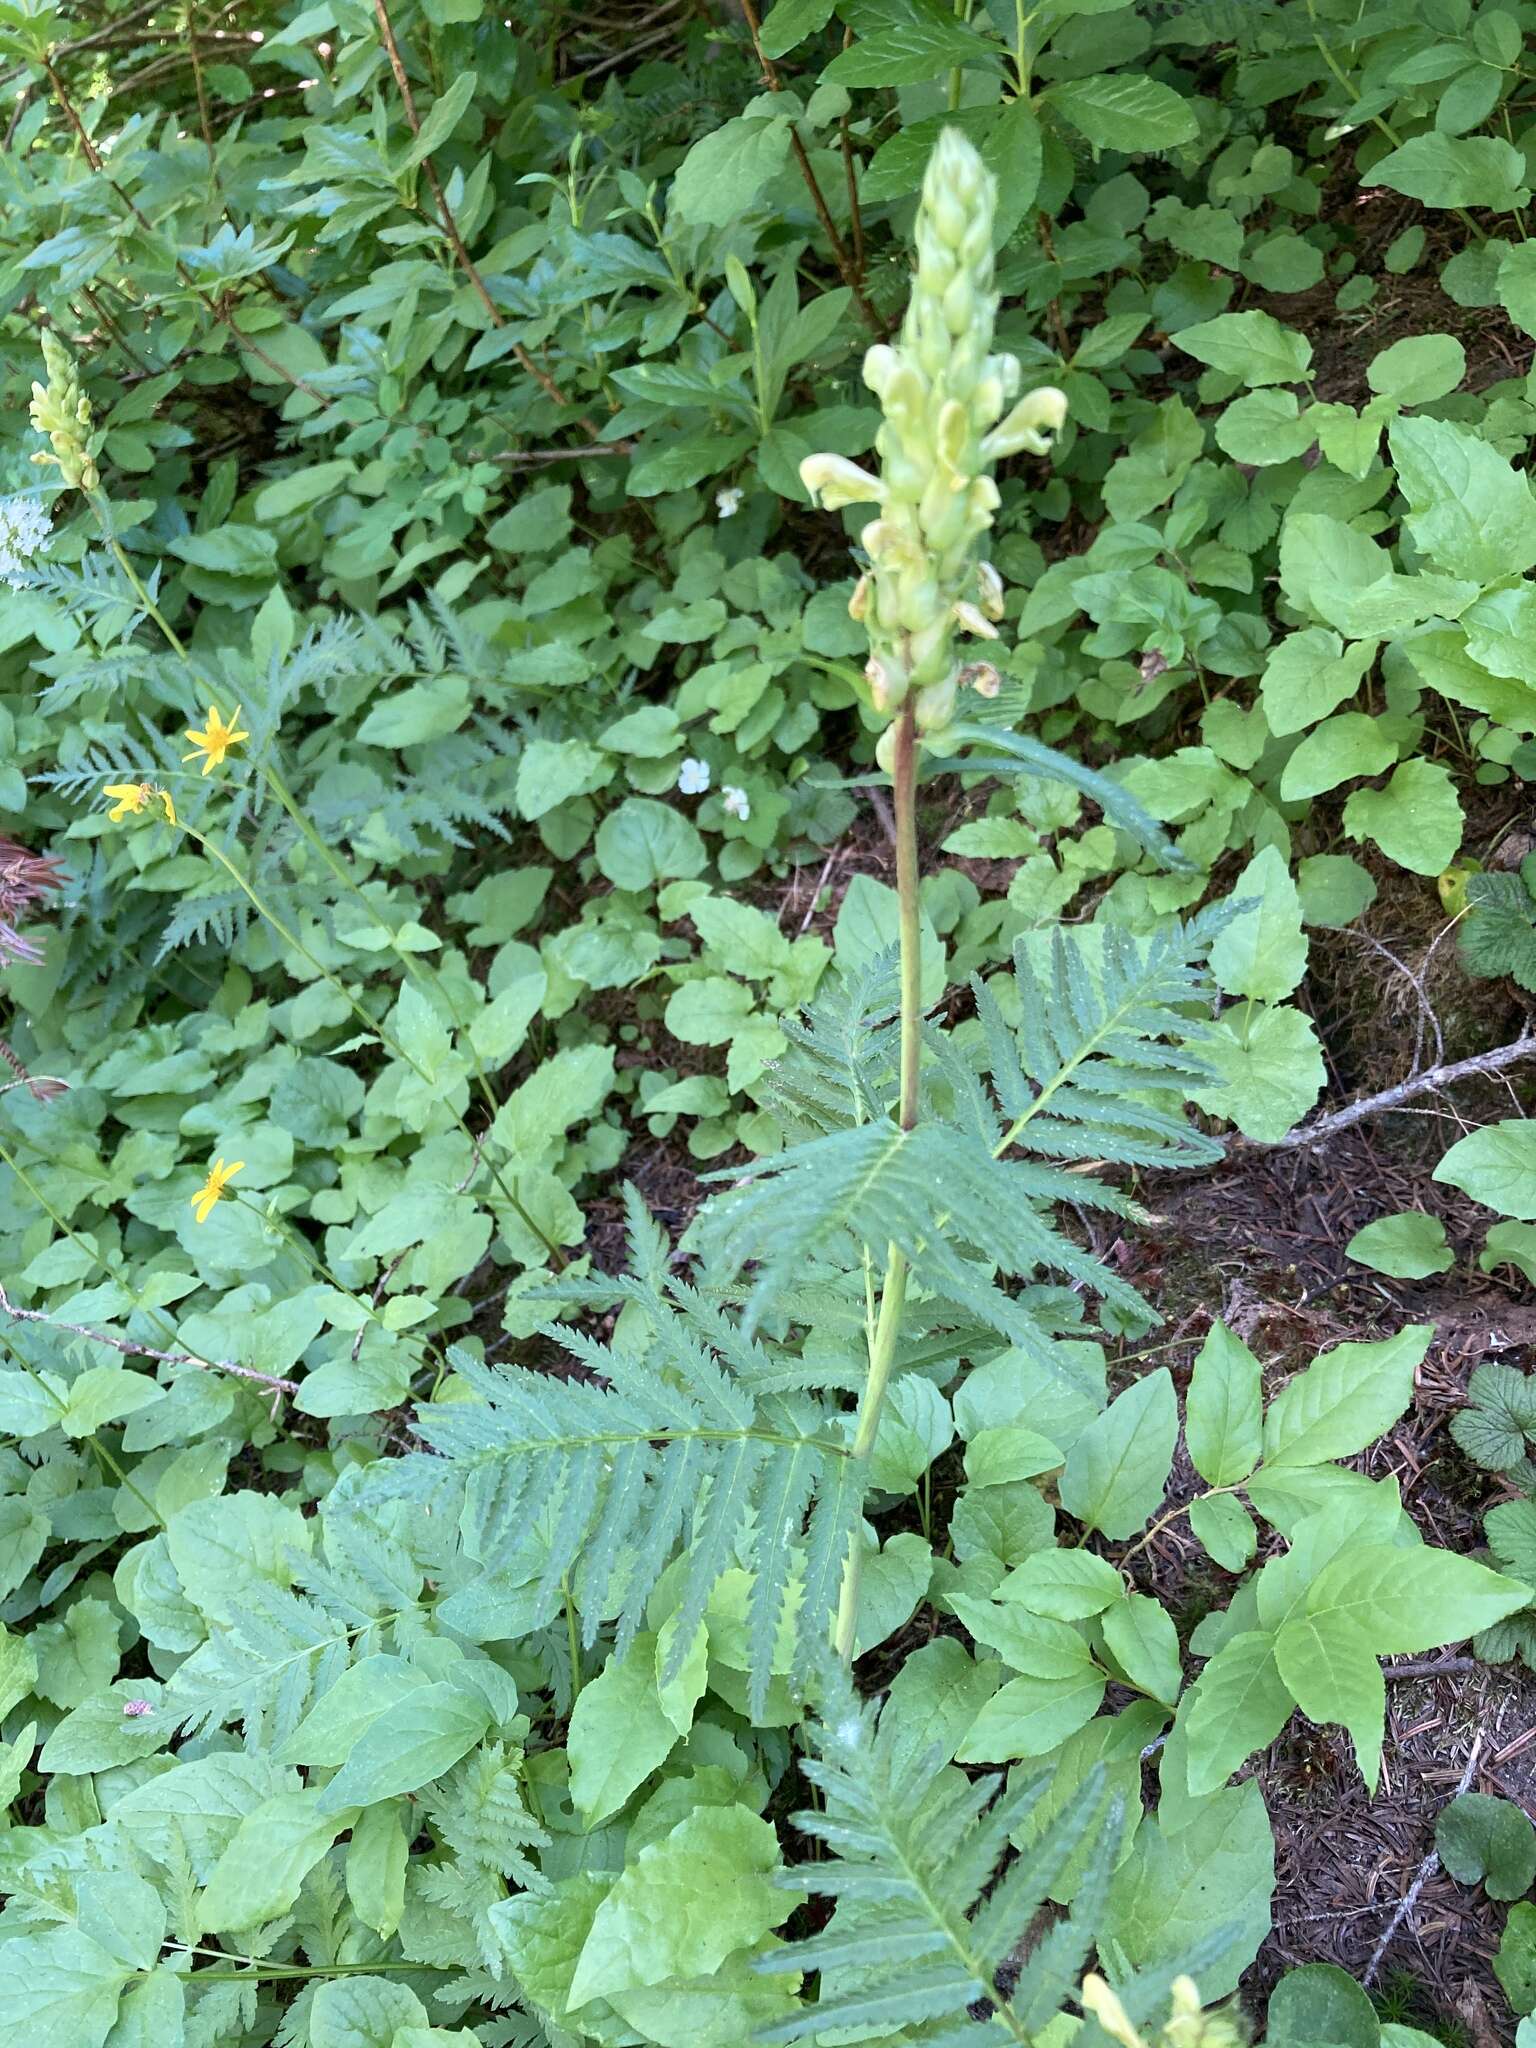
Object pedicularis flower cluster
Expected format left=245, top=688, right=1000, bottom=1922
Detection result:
left=28, top=331, right=99, bottom=493
left=800, top=128, right=1067, bottom=771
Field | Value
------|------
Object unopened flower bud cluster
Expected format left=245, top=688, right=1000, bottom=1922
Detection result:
left=28, top=332, right=99, bottom=494
left=799, top=129, right=1066, bottom=770
left=1082, top=1975, right=1244, bottom=2048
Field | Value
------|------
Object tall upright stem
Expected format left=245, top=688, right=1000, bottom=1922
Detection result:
left=892, top=700, right=922, bottom=1136
left=834, top=701, right=923, bottom=1663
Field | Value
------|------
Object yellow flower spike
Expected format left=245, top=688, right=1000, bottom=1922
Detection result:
left=190, top=1156, right=243, bottom=1225
left=183, top=703, right=249, bottom=776
left=103, top=782, right=151, bottom=822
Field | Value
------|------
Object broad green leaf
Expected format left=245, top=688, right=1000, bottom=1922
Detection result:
left=1102, top=1780, right=1274, bottom=2000
left=109, top=1751, right=294, bottom=1883
left=664, top=975, right=754, bottom=1046
left=1266, top=1963, right=1381, bottom=2048
left=1343, top=759, right=1463, bottom=876
left=1185, top=1321, right=1262, bottom=1487
left=1059, top=1369, right=1178, bottom=1539
left=1073, top=1376, right=1179, bottom=1540
left=58, top=1364, right=163, bottom=1436
left=166, top=1490, right=311, bottom=1625
left=1498, top=1902, right=1536, bottom=2016
left=1046, top=73, right=1198, bottom=153
left=833, top=872, right=945, bottom=1004
left=961, top=1423, right=1061, bottom=1488
left=670, top=115, right=792, bottom=228
left=1484, top=1221, right=1536, bottom=1283
left=0, top=1621, right=37, bottom=1720
left=1173, top=310, right=1311, bottom=387
left=607, top=1945, right=803, bottom=2048
left=1435, top=1120, right=1536, bottom=1218
left=1436, top=1791, right=1536, bottom=1900
left=168, top=525, right=276, bottom=576
left=401, top=71, right=477, bottom=168
left=1499, top=241, right=1536, bottom=337
left=1366, top=333, right=1465, bottom=404
left=1208, top=846, right=1307, bottom=1003
left=1263, top=1327, right=1431, bottom=1468
left=253, top=459, right=356, bottom=521
left=495, top=1876, right=614, bottom=2033
left=953, top=1621, right=1106, bottom=1762
left=1215, top=385, right=1315, bottom=465
left=346, top=1799, right=408, bottom=1940
left=689, top=895, right=793, bottom=981
left=1184, top=1630, right=1293, bottom=1795
left=1368, top=132, right=1528, bottom=211
left=595, top=797, right=706, bottom=889
left=516, top=738, right=606, bottom=820
left=311, top=1976, right=430, bottom=2048
left=871, top=1375, right=954, bottom=1490
left=826, top=0, right=1000, bottom=85
left=1346, top=1212, right=1454, bottom=1279
left=0, top=1925, right=130, bottom=2048
left=759, top=0, right=836, bottom=57
left=32, top=1597, right=119, bottom=1709
left=314, top=1682, right=492, bottom=1813
left=1273, top=1609, right=1385, bottom=1789
left=1101, top=1592, right=1182, bottom=1705
left=1188, top=1492, right=1257, bottom=1571
left=1187, top=999, right=1322, bottom=1137
left=1296, top=853, right=1377, bottom=928
left=880, top=1637, right=1002, bottom=1773
left=38, top=1680, right=170, bottom=1774
left=198, top=1790, right=355, bottom=1933
left=655, top=1614, right=709, bottom=1738
left=1303, top=1543, right=1528, bottom=1654
left=1390, top=414, right=1536, bottom=584
left=1278, top=712, right=1395, bottom=801
left=566, top=1805, right=798, bottom=2009
left=999, top=1548, right=1123, bottom=1620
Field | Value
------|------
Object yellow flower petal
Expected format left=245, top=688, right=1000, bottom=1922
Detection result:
left=183, top=703, right=248, bottom=776
left=103, top=781, right=149, bottom=822
left=189, top=1156, right=243, bottom=1224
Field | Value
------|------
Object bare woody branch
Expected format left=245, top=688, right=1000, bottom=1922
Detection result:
left=1262, top=1032, right=1536, bottom=1151
left=0, top=1281, right=300, bottom=1408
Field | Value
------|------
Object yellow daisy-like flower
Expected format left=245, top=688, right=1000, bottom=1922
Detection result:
left=104, top=781, right=150, bottom=821
left=102, top=782, right=177, bottom=825
left=183, top=703, right=249, bottom=776
left=190, top=1156, right=243, bottom=1225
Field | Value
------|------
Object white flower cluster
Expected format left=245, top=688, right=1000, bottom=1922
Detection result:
left=0, top=495, right=52, bottom=589
left=677, top=759, right=750, bottom=819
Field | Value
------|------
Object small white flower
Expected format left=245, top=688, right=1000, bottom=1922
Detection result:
left=677, top=757, right=710, bottom=796
left=715, top=486, right=743, bottom=519
left=0, top=494, right=52, bottom=590
left=722, top=785, right=750, bottom=821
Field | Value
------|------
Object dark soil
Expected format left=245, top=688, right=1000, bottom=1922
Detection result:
left=1126, top=1127, right=1536, bottom=2033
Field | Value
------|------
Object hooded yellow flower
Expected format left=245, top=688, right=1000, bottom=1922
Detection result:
left=183, top=704, right=248, bottom=775
left=190, top=1156, right=243, bottom=1224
